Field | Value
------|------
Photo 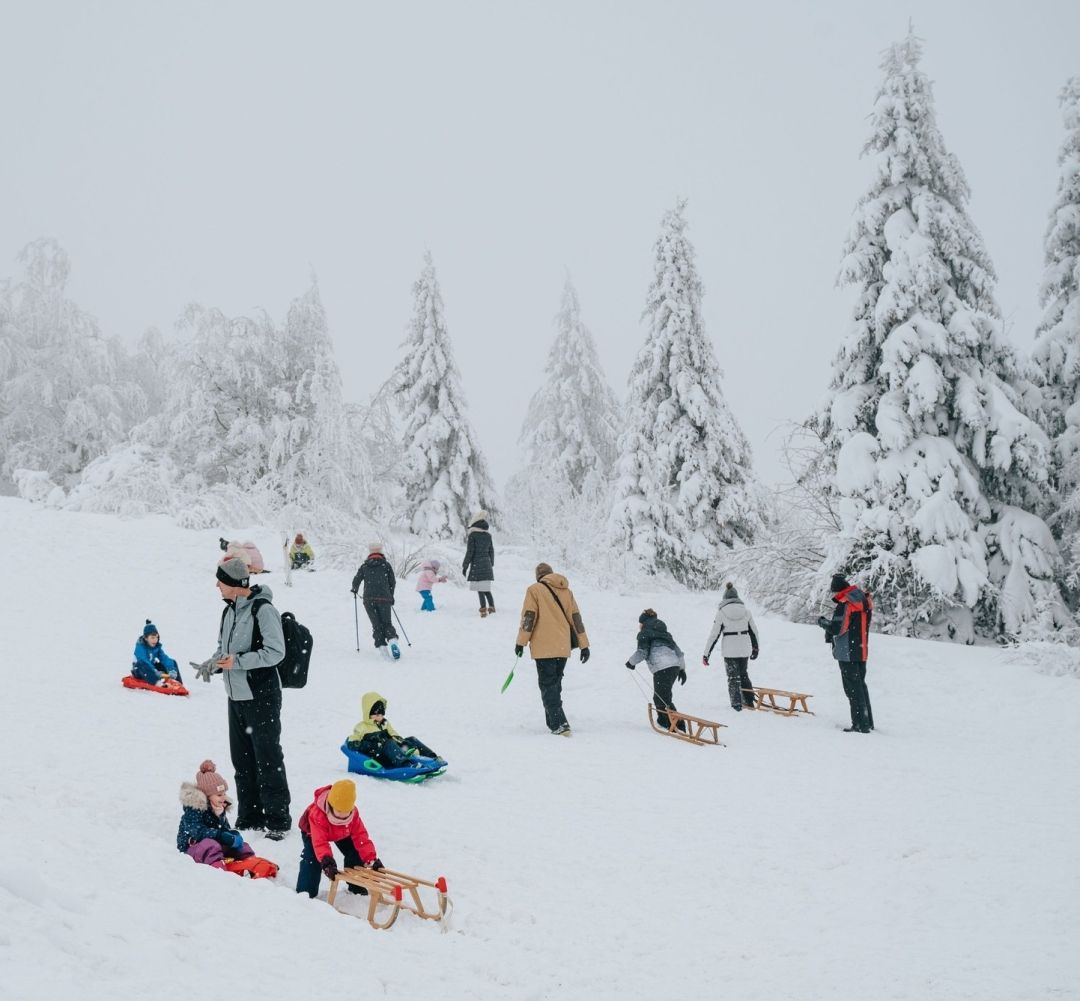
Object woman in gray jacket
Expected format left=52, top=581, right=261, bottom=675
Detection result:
left=626, top=609, right=687, bottom=730
left=703, top=582, right=760, bottom=711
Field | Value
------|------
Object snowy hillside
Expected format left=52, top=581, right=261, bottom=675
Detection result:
left=0, top=497, right=1075, bottom=1001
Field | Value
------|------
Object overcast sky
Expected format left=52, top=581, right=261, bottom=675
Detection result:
left=2, top=0, right=1077, bottom=486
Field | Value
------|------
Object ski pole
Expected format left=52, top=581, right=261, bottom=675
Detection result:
left=392, top=607, right=412, bottom=647
left=353, top=594, right=360, bottom=652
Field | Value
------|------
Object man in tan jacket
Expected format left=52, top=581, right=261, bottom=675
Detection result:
left=514, top=563, right=591, bottom=736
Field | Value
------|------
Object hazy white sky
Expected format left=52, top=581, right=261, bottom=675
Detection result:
left=2, top=1, right=1077, bottom=486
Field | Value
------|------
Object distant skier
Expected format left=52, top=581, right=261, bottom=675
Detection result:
left=289, top=533, right=315, bottom=570
left=415, top=558, right=448, bottom=611
left=626, top=609, right=687, bottom=731
left=702, top=582, right=760, bottom=711
left=131, top=619, right=183, bottom=686
left=462, top=511, right=495, bottom=617
left=351, top=543, right=400, bottom=659
left=818, top=574, right=875, bottom=733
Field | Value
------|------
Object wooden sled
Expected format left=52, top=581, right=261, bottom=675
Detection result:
left=647, top=704, right=726, bottom=746
left=744, top=687, right=814, bottom=717
left=327, top=867, right=450, bottom=930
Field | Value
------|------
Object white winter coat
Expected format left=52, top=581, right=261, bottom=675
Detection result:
left=703, top=599, right=759, bottom=660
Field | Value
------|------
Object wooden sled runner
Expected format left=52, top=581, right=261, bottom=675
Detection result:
left=744, top=687, right=814, bottom=717
left=647, top=704, right=726, bottom=746
left=327, top=867, right=450, bottom=930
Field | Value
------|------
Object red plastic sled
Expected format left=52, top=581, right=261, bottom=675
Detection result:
left=224, top=856, right=278, bottom=879
left=121, top=675, right=190, bottom=697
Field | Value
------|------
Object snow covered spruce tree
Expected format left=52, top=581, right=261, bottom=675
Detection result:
left=393, top=252, right=496, bottom=539
left=1032, top=77, right=1080, bottom=600
left=506, top=277, right=620, bottom=560
left=818, top=31, right=1069, bottom=639
left=609, top=200, right=764, bottom=588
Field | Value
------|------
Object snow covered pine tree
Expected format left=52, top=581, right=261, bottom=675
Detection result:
left=610, top=200, right=764, bottom=589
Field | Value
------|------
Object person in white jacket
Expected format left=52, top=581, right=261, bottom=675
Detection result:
left=703, top=582, right=760, bottom=711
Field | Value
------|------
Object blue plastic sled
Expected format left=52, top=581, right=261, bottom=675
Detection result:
left=340, top=743, right=447, bottom=783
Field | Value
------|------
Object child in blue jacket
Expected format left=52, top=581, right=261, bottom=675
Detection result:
left=132, top=620, right=182, bottom=685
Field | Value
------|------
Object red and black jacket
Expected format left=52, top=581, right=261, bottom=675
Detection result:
left=825, top=585, right=873, bottom=663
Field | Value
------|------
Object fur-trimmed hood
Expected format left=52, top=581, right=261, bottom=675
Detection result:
left=179, top=781, right=233, bottom=812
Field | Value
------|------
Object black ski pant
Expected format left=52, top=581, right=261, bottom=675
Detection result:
left=535, top=657, right=569, bottom=731
left=296, top=834, right=366, bottom=897
left=839, top=660, right=873, bottom=731
left=477, top=591, right=494, bottom=609
left=228, top=686, right=291, bottom=831
left=652, top=666, right=683, bottom=730
left=348, top=733, right=439, bottom=767
left=724, top=658, right=755, bottom=710
left=363, top=600, right=398, bottom=647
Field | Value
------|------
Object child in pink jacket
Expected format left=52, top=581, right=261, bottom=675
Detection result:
left=416, top=559, right=448, bottom=611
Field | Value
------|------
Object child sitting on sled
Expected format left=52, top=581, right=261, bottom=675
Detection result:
left=346, top=691, right=442, bottom=768
left=296, top=779, right=383, bottom=897
left=132, top=620, right=183, bottom=686
left=177, top=760, right=256, bottom=869
left=415, top=559, right=448, bottom=611
left=289, top=532, right=315, bottom=570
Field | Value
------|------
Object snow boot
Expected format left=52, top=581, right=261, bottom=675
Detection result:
left=264, top=829, right=289, bottom=842
left=479, top=607, right=489, bottom=618
left=389, top=641, right=401, bottom=660
left=551, top=723, right=572, bottom=737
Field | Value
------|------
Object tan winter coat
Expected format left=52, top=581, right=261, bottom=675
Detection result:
left=515, top=573, right=590, bottom=660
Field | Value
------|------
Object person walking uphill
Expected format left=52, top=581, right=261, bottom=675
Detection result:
left=462, top=511, right=495, bottom=617
left=205, top=556, right=292, bottom=839
left=626, top=610, right=687, bottom=731
left=514, top=563, right=590, bottom=736
left=703, top=582, right=760, bottom=711
left=818, top=574, right=874, bottom=733
left=351, top=543, right=400, bottom=659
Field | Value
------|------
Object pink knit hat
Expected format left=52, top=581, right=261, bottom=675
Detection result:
left=195, top=759, right=228, bottom=798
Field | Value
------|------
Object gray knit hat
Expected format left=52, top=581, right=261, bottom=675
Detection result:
left=216, top=557, right=250, bottom=587
left=722, top=582, right=740, bottom=600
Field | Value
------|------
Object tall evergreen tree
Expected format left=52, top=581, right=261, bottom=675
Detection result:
left=818, top=31, right=1067, bottom=637
left=609, top=200, right=764, bottom=588
left=394, top=252, right=496, bottom=538
left=1033, top=77, right=1080, bottom=594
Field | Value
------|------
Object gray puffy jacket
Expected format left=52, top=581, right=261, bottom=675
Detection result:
left=213, top=585, right=285, bottom=701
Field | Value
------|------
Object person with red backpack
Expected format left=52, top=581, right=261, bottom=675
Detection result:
left=818, top=574, right=875, bottom=733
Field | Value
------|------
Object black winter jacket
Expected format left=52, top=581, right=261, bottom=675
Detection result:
left=352, top=555, right=396, bottom=603
left=462, top=524, right=495, bottom=583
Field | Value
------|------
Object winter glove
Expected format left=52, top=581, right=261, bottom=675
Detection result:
left=219, top=831, right=244, bottom=852
left=702, top=656, right=710, bottom=667
left=751, top=648, right=759, bottom=661
left=514, top=645, right=523, bottom=657
left=320, top=857, right=339, bottom=880
left=579, top=648, right=590, bottom=663
left=366, top=857, right=385, bottom=870
left=192, top=659, right=217, bottom=683
left=351, top=589, right=358, bottom=596
left=625, top=661, right=635, bottom=670
left=817, top=615, right=830, bottom=631
left=677, top=669, right=687, bottom=686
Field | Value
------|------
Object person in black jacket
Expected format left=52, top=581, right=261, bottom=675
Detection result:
left=351, top=543, right=400, bottom=656
left=462, top=511, right=496, bottom=617
left=818, top=574, right=875, bottom=733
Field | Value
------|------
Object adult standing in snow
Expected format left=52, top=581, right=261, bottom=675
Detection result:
left=514, top=562, right=590, bottom=735
left=351, top=543, right=400, bottom=657
left=462, top=511, right=496, bottom=617
left=818, top=575, right=875, bottom=733
left=703, top=582, right=760, bottom=711
left=626, top=609, right=687, bottom=731
left=207, top=556, right=292, bottom=839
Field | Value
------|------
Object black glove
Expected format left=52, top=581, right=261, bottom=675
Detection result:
left=367, top=857, right=385, bottom=871
left=702, top=656, right=709, bottom=667
left=320, top=857, right=339, bottom=880
left=751, top=648, right=759, bottom=661
left=351, top=589, right=358, bottom=596
left=677, top=669, right=687, bottom=685
left=514, top=645, right=523, bottom=657
left=817, top=616, right=830, bottom=630
left=580, top=648, right=590, bottom=663
left=625, top=661, right=635, bottom=670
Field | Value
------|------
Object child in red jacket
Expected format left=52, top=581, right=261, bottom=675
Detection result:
left=295, top=779, right=383, bottom=897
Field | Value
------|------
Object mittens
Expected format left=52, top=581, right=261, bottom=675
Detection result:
left=320, top=857, right=339, bottom=880
left=514, top=645, right=523, bottom=657
left=625, top=661, right=635, bottom=670
left=579, top=648, right=590, bottom=663
left=677, top=669, right=687, bottom=685
left=366, top=858, right=385, bottom=871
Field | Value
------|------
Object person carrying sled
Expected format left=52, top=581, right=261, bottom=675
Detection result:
left=351, top=543, right=400, bottom=658
left=288, top=533, right=315, bottom=570
left=296, top=779, right=383, bottom=898
left=818, top=574, right=875, bottom=733
left=346, top=691, right=442, bottom=768
left=703, top=583, right=760, bottom=712
left=626, top=609, right=687, bottom=731
left=462, top=511, right=495, bottom=617
left=514, top=562, right=591, bottom=736
left=132, top=619, right=183, bottom=686
left=415, top=558, right=448, bottom=611
left=201, top=556, right=293, bottom=839
left=177, top=760, right=259, bottom=870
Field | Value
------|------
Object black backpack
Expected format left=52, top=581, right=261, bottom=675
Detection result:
left=221, top=595, right=313, bottom=689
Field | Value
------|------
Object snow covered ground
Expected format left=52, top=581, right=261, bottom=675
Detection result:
left=0, top=497, right=1076, bottom=1000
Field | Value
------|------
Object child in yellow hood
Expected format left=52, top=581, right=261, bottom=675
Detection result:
left=346, top=691, right=443, bottom=768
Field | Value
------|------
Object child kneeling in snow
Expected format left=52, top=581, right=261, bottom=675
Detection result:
left=133, top=620, right=183, bottom=686
left=296, top=779, right=383, bottom=897
left=346, top=691, right=442, bottom=768
left=415, top=559, right=448, bottom=611
left=177, top=761, right=254, bottom=869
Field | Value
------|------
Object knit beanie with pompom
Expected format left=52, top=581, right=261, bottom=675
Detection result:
left=195, top=760, right=228, bottom=798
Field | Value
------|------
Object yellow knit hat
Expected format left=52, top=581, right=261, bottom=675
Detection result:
left=327, top=780, right=356, bottom=816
